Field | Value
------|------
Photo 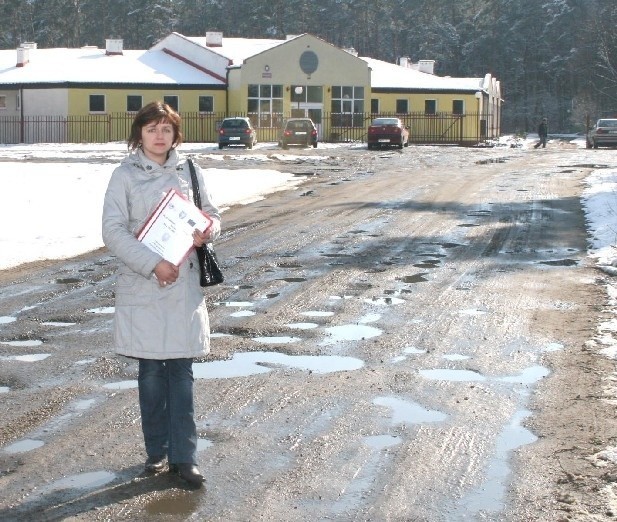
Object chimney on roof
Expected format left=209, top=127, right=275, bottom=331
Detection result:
left=16, top=42, right=36, bottom=67
left=205, top=32, right=223, bottom=47
left=398, top=56, right=412, bottom=68
left=105, top=38, right=123, bottom=55
left=417, top=59, right=435, bottom=75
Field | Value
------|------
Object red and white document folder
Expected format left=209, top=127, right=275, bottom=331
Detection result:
left=137, top=189, right=213, bottom=266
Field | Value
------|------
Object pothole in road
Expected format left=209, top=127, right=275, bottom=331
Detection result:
left=397, top=273, right=429, bottom=283
left=364, top=434, right=402, bottom=449
left=55, top=277, right=83, bottom=284
left=374, top=396, right=448, bottom=424
left=538, top=258, right=578, bottom=266
left=321, top=324, right=382, bottom=344
left=2, top=353, right=51, bottom=362
left=41, top=471, right=116, bottom=493
left=0, top=339, right=43, bottom=347
left=3, top=438, right=45, bottom=454
left=193, top=351, right=364, bottom=379
left=146, top=490, right=202, bottom=517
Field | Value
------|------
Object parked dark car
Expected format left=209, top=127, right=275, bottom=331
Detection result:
left=587, top=119, right=617, bottom=149
left=218, top=117, right=257, bottom=149
left=367, top=117, right=410, bottom=149
left=280, top=118, right=318, bottom=149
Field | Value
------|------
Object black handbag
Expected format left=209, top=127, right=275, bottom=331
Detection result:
left=187, top=158, right=224, bottom=287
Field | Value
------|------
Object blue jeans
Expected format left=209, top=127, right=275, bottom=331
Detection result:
left=138, top=358, right=197, bottom=465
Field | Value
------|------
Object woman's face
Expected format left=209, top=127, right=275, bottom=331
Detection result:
left=140, top=120, right=175, bottom=164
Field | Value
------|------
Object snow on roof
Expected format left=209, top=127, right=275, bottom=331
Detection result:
left=362, top=57, right=484, bottom=92
left=0, top=47, right=224, bottom=86
left=185, top=36, right=287, bottom=65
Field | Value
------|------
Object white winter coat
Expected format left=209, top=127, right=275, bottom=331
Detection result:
left=102, top=148, right=221, bottom=360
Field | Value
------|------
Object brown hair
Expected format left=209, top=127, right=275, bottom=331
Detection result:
left=127, top=101, right=183, bottom=150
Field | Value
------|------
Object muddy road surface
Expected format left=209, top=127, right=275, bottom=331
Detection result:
left=1, top=143, right=616, bottom=521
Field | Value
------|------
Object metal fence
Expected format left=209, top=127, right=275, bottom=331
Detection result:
left=0, top=111, right=493, bottom=145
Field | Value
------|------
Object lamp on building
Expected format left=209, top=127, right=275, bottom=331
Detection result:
left=295, top=86, right=303, bottom=111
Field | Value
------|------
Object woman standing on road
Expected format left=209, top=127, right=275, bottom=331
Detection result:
left=102, top=101, right=220, bottom=487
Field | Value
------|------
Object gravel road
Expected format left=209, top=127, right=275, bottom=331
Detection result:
left=0, top=141, right=615, bottom=521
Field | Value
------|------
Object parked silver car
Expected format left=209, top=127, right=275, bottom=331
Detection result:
left=587, top=118, right=617, bottom=149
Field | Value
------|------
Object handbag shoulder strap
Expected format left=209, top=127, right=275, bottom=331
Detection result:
left=187, top=158, right=202, bottom=209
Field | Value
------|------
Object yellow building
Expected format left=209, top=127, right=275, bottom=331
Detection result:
left=0, top=33, right=501, bottom=145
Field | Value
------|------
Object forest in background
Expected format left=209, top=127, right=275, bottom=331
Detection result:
left=1, top=0, right=615, bottom=134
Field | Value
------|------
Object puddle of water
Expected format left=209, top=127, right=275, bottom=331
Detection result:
left=146, top=490, right=202, bottom=516
left=253, top=336, right=302, bottom=344
left=539, top=259, right=578, bottom=267
left=55, top=277, right=83, bottom=284
left=42, top=321, right=77, bottom=326
left=543, top=342, right=564, bottom=352
left=0, top=316, right=17, bottom=324
left=3, top=439, right=45, bottom=454
left=391, top=355, right=407, bottom=363
left=87, top=307, right=115, bottom=314
left=285, top=322, right=319, bottom=330
left=420, top=369, right=487, bottom=382
left=216, top=301, right=254, bottom=307
left=74, top=398, right=96, bottom=410
left=5, top=353, right=51, bottom=362
left=263, top=293, right=279, bottom=299
left=404, top=346, right=427, bottom=355
left=498, top=365, right=549, bottom=384
left=301, top=311, right=335, bottom=317
left=322, top=324, right=382, bottom=344
left=0, top=387, right=9, bottom=393
left=358, top=313, right=381, bottom=324
left=455, top=410, right=537, bottom=518
left=103, top=380, right=138, bottom=390
left=0, top=339, right=43, bottom=347
left=398, top=274, right=429, bottom=284
left=197, top=438, right=213, bottom=451
left=443, top=354, right=470, bottom=361
left=75, top=358, right=97, bottom=365
left=193, top=351, right=364, bottom=379
left=364, top=434, right=402, bottom=450
left=43, top=471, right=116, bottom=492
left=374, top=396, right=448, bottom=424
left=364, top=297, right=405, bottom=306
left=413, top=261, right=440, bottom=268
left=230, top=310, right=256, bottom=317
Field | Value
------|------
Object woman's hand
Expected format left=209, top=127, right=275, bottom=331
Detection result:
left=192, top=225, right=216, bottom=247
left=153, top=260, right=179, bottom=287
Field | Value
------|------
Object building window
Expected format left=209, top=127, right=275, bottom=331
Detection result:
left=199, top=95, right=214, bottom=113
left=425, top=99, right=436, bottom=115
left=248, top=84, right=283, bottom=127
left=453, top=100, right=464, bottom=115
left=89, top=94, right=105, bottom=113
left=127, top=95, right=142, bottom=112
left=331, top=85, right=364, bottom=127
left=0, top=95, right=6, bottom=109
left=370, top=99, right=379, bottom=113
left=291, top=85, right=323, bottom=103
left=163, top=95, right=179, bottom=112
left=396, top=99, right=409, bottom=114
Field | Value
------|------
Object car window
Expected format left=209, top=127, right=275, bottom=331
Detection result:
left=223, top=119, right=248, bottom=129
left=372, top=118, right=399, bottom=126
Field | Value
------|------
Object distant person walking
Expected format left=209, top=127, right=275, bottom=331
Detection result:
left=534, top=118, right=548, bottom=148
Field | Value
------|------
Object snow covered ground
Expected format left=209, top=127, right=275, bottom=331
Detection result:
left=0, top=136, right=615, bottom=273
